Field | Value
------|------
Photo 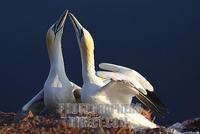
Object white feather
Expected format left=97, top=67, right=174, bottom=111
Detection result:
left=99, top=63, right=154, bottom=92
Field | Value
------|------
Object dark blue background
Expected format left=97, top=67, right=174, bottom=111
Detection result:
left=0, top=0, right=199, bottom=125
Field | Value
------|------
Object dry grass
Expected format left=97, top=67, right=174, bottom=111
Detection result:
left=0, top=111, right=136, bottom=134
left=1, top=110, right=199, bottom=134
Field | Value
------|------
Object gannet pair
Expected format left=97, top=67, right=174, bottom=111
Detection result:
left=22, top=10, right=166, bottom=129
left=22, top=10, right=80, bottom=114
left=69, top=13, right=166, bottom=129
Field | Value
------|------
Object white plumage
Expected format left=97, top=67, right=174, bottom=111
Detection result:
left=98, top=63, right=154, bottom=93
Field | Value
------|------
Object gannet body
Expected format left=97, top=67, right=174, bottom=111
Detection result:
left=22, top=11, right=80, bottom=114
left=69, top=13, right=166, bottom=129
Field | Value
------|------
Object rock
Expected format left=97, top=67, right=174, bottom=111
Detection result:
left=168, top=122, right=184, bottom=132
left=183, top=132, right=199, bottom=134
left=182, top=118, right=200, bottom=132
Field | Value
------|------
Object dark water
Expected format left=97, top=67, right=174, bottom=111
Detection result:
left=0, top=0, right=199, bottom=125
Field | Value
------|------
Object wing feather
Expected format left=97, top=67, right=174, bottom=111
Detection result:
left=99, top=63, right=154, bottom=92
left=95, top=80, right=167, bottom=116
left=97, top=71, right=147, bottom=95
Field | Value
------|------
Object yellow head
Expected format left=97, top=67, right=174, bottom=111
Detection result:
left=69, top=13, right=95, bottom=64
left=46, top=10, right=68, bottom=47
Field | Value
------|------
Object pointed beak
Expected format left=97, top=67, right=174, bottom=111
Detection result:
left=54, top=10, right=68, bottom=33
left=69, top=13, right=83, bottom=38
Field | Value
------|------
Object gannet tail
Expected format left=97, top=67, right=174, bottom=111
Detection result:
left=112, top=111, right=158, bottom=130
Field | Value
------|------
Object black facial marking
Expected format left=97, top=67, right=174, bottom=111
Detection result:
left=53, top=24, right=57, bottom=33
left=80, top=29, right=84, bottom=38
left=52, top=23, right=64, bottom=38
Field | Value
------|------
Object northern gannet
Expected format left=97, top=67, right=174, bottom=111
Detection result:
left=69, top=13, right=166, bottom=129
left=22, top=10, right=81, bottom=114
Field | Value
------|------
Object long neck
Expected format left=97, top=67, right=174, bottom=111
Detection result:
left=47, top=40, right=68, bottom=81
left=80, top=45, right=98, bottom=83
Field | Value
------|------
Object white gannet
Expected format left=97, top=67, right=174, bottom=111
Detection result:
left=69, top=13, right=166, bottom=129
left=22, top=10, right=81, bottom=114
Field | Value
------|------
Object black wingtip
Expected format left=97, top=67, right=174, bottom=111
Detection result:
left=146, top=90, right=167, bottom=110
left=136, top=90, right=168, bottom=117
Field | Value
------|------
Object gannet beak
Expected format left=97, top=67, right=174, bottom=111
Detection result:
left=53, top=10, right=68, bottom=34
left=69, top=13, right=83, bottom=38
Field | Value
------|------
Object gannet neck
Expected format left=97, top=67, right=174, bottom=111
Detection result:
left=80, top=41, right=98, bottom=83
left=47, top=39, right=69, bottom=82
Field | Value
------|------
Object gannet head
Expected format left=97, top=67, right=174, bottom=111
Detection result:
left=46, top=10, right=68, bottom=46
left=69, top=13, right=94, bottom=53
